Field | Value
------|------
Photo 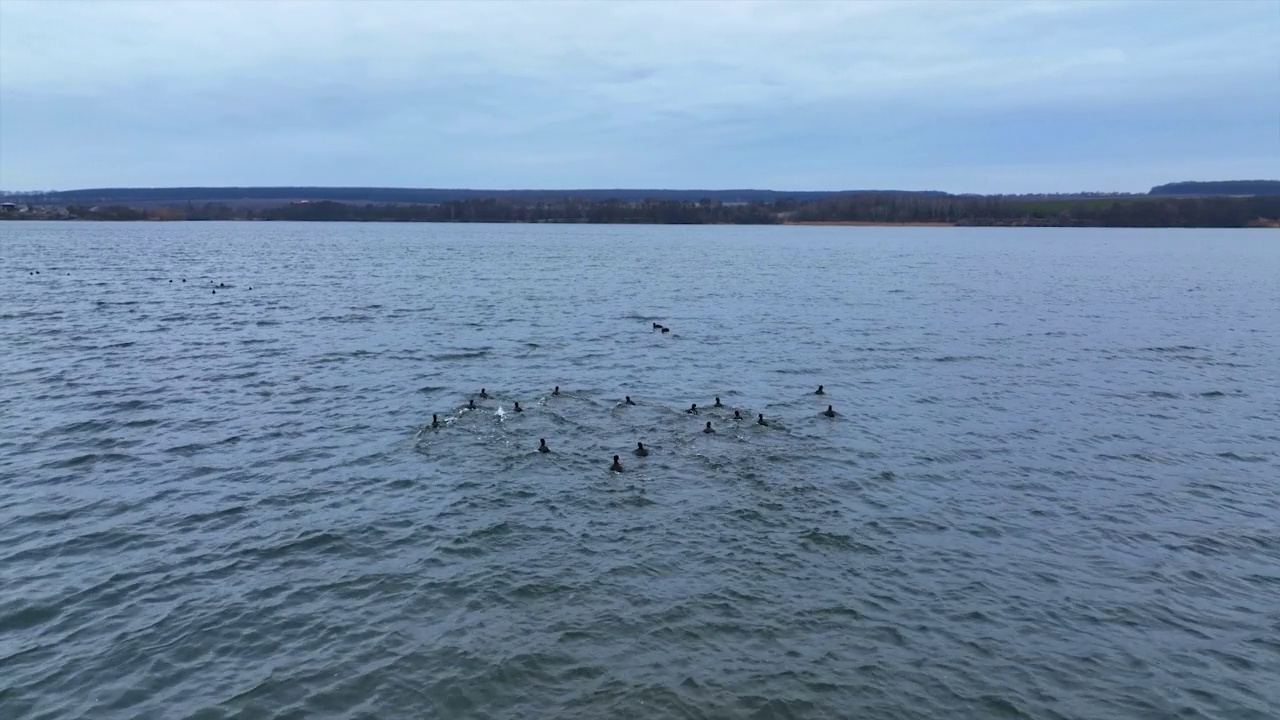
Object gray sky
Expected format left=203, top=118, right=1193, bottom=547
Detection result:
left=1, top=0, right=1277, bottom=193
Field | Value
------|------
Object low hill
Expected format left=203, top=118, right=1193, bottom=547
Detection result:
left=1149, top=180, right=1280, bottom=197
left=0, top=186, right=944, bottom=206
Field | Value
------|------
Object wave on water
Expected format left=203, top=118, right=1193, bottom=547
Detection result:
left=929, top=354, right=993, bottom=362
left=430, top=349, right=492, bottom=361
left=2, top=223, right=1278, bottom=720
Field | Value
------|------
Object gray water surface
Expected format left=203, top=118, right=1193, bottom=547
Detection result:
left=2, top=223, right=1278, bottom=719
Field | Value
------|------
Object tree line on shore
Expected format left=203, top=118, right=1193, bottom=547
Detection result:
left=786, top=193, right=1280, bottom=227
left=4, top=193, right=1278, bottom=227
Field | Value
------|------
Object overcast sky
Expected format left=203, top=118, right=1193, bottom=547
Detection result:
left=1, top=0, right=1276, bottom=193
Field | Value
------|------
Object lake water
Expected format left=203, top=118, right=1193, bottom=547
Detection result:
left=1, top=222, right=1278, bottom=720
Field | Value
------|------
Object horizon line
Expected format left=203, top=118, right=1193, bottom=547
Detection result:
left=3, top=180, right=1277, bottom=198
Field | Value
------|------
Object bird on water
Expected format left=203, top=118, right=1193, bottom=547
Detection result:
left=815, top=385, right=825, bottom=395
left=634, top=442, right=649, bottom=457
left=757, top=414, right=768, bottom=426
left=610, top=455, right=624, bottom=472
left=538, top=438, right=550, bottom=453
left=823, top=405, right=837, bottom=417
left=704, top=421, right=715, bottom=434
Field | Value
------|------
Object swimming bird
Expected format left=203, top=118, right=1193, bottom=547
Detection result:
left=653, top=322, right=662, bottom=329
left=538, top=438, right=550, bottom=453
left=687, top=403, right=698, bottom=414
left=704, top=421, right=715, bottom=434
left=815, top=385, right=825, bottom=395
left=513, top=402, right=523, bottom=412
left=823, top=405, right=837, bottom=417
left=468, top=398, right=476, bottom=409
left=634, top=442, right=649, bottom=457
left=432, top=414, right=440, bottom=427
left=212, top=290, right=216, bottom=294
left=661, top=327, right=670, bottom=334
left=169, top=279, right=173, bottom=283
left=552, top=386, right=560, bottom=396
left=757, top=414, right=768, bottom=426
left=610, top=455, right=624, bottom=472
left=625, top=396, right=636, bottom=405
left=479, top=388, right=489, bottom=398
left=734, top=410, right=742, bottom=420
left=714, top=397, right=723, bottom=407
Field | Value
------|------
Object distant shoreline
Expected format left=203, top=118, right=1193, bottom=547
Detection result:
left=4, top=216, right=1280, bottom=228
left=3, top=189, right=1278, bottom=228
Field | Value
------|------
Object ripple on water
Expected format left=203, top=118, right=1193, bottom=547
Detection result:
left=1, top=224, right=1278, bottom=719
